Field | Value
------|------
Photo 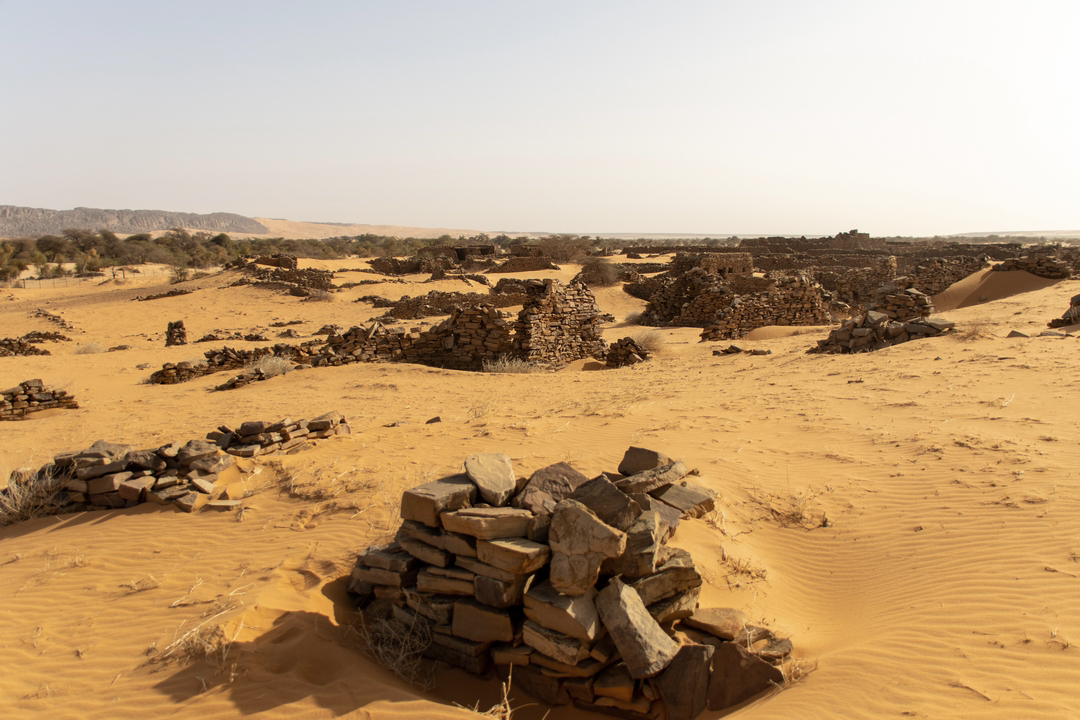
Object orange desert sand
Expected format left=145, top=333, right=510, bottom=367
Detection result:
left=1, top=260, right=1078, bottom=719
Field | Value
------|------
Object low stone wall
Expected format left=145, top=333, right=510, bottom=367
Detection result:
left=700, top=274, right=830, bottom=341
left=0, top=411, right=347, bottom=521
left=1048, top=293, right=1080, bottom=329
left=360, top=290, right=527, bottom=320
left=671, top=252, right=753, bottom=277
left=1, top=379, right=78, bottom=421
left=489, top=257, right=561, bottom=273
left=810, top=284, right=946, bottom=353
left=348, top=447, right=791, bottom=716
left=1, top=337, right=53, bottom=357
left=993, top=255, right=1072, bottom=279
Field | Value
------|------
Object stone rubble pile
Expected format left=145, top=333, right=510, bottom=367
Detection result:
left=31, top=308, right=76, bottom=330
left=149, top=344, right=311, bottom=384
left=700, top=274, right=831, bottom=341
left=20, top=330, right=71, bottom=343
left=195, top=331, right=269, bottom=343
left=1, top=379, right=78, bottom=421
left=811, top=283, right=951, bottom=354
left=1048, top=293, right=1080, bottom=329
left=993, top=255, right=1072, bottom=279
left=490, top=256, right=561, bottom=273
left=348, top=448, right=794, bottom=717
left=133, top=288, right=194, bottom=302
left=165, top=320, right=188, bottom=347
left=358, top=290, right=527, bottom=320
left=606, top=338, right=650, bottom=368
left=1, top=411, right=347, bottom=518
left=0, top=336, right=53, bottom=357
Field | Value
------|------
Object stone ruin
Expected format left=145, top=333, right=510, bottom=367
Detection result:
left=993, top=254, right=1072, bottom=280
left=1, top=411, right=347, bottom=518
left=165, top=320, right=187, bottom=347
left=606, top=338, right=650, bottom=368
left=810, top=282, right=953, bottom=354
left=1047, top=293, right=1080, bottom=329
left=1, top=379, right=78, bottom=421
left=358, top=289, right=528, bottom=320
left=490, top=256, right=562, bottom=274
left=700, top=273, right=831, bottom=341
left=150, top=279, right=614, bottom=381
left=1, top=335, right=58, bottom=357
left=348, top=447, right=793, bottom=718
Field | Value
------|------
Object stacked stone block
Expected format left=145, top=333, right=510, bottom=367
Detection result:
left=1, top=379, right=78, bottom=420
left=1, top=411, right=346, bottom=519
left=514, top=280, right=607, bottom=367
left=700, top=274, right=830, bottom=341
left=607, top=338, right=650, bottom=368
left=993, top=255, right=1072, bottom=279
left=350, top=448, right=789, bottom=716
left=165, top=320, right=188, bottom=347
left=490, top=257, right=561, bottom=273
left=811, top=284, right=950, bottom=354
left=0, top=337, right=53, bottom=357
left=1047, top=293, right=1080, bottom=329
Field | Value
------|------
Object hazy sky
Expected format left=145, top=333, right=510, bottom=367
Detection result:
left=1, top=1, right=1077, bottom=236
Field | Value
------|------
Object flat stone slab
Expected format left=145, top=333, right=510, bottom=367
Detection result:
left=452, top=598, right=515, bottom=643
left=617, top=447, right=673, bottom=477
left=594, top=577, right=679, bottom=678
left=417, top=568, right=474, bottom=595
left=464, top=453, right=517, bottom=506
left=681, top=607, right=748, bottom=641
left=476, top=537, right=551, bottom=574
left=650, top=482, right=716, bottom=518
left=630, top=548, right=701, bottom=606
left=569, top=476, right=642, bottom=531
left=522, top=620, right=590, bottom=666
left=524, top=580, right=601, bottom=643
left=615, top=461, right=687, bottom=494
left=396, top=533, right=452, bottom=567
left=400, top=474, right=477, bottom=527
left=440, top=507, right=532, bottom=539
left=656, top=643, right=714, bottom=720
left=351, top=565, right=419, bottom=588
left=475, top=573, right=529, bottom=608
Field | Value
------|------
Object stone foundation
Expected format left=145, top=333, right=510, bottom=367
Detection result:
left=1, top=379, right=78, bottom=421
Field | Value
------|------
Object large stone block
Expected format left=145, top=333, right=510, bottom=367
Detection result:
left=706, top=641, right=784, bottom=711
left=464, top=453, right=517, bottom=506
left=452, top=598, right=515, bottom=643
left=548, top=499, right=626, bottom=596
left=524, top=580, right=601, bottom=642
left=400, top=474, right=476, bottom=527
left=617, top=447, right=673, bottom=476
left=476, top=537, right=551, bottom=574
left=594, top=577, right=679, bottom=678
left=569, top=476, right=642, bottom=531
left=440, top=507, right=532, bottom=539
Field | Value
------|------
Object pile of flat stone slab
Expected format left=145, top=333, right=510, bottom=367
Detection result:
left=1, top=378, right=78, bottom=421
left=606, top=337, right=650, bottom=367
left=207, top=411, right=349, bottom=458
left=349, top=448, right=793, bottom=718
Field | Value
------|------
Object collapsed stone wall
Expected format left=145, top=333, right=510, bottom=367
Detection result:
left=1048, top=293, right=1080, bottom=329
left=993, top=254, right=1072, bottom=279
left=0, top=412, right=347, bottom=520
left=359, top=290, right=527, bottom=320
left=149, top=343, right=316, bottom=384
left=515, top=279, right=607, bottom=367
left=1, top=336, right=56, bottom=357
left=165, top=320, right=187, bottom=347
left=813, top=257, right=898, bottom=306
left=670, top=252, right=753, bottom=277
left=490, top=257, right=561, bottom=273
left=811, top=283, right=948, bottom=354
left=902, top=256, right=990, bottom=294
left=349, top=447, right=792, bottom=717
left=1, top=379, right=78, bottom=421
left=700, top=274, right=831, bottom=341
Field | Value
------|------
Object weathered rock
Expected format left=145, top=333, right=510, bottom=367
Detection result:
left=176, top=439, right=220, bottom=465
left=440, top=507, right=532, bottom=539
left=474, top=573, right=530, bottom=608
left=417, top=567, right=474, bottom=595
left=650, top=482, right=716, bottom=518
left=648, top=585, right=700, bottom=624
left=627, top=493, right=680, bottom=540
left=452, top=598, right=515, bottom=642
left=756, top=636, right=793, bottom=661
left=615, top=461, right=687, bottom=495
left=594, top=577, right=679, bottom=678
left=706, top=641, right=784, bottom=711
left=396, top=533, right=452, bottom=567
left=655, top=643, right=714, bottom=720
left=515, top=462, right=590, bottom=514
left=400, top=474, right=476, bottom=527
left=617, top=447, right=673, bottom=477
left=357, top=542, right=417, bottom=573
left=549, top=499, right=627, bottom=595
left=403, top=591, right=456, bottom=625
left=594, top=662, right=635, bottom=703
left=681, top=607, right=748, bottom=641
left=524, top=580, right=602, bottom=642
left=603, top=511, right=664, bottom=579
left=630, top=548, right=701, bottom=606
left=504, top=664, right=569, bottom=706
left=476, top=537, right=551, bottom=574
left=464, top=453, right=517, bottom=506
left=117, top=476, right=156, bottom=502
left=569, top=476, right=642, bottom=531
left=351, top=565, right=419, bottom=587
left=491, top=642, right=532, bottom=666
left=521, top=620, right=590, bottom=665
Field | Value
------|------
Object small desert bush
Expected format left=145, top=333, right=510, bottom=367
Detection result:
left=74, top=342, right=104, bottom=355
left=0, top=468, right=64, bottom=527
left=304, top=290, right=334, bottom=302
left=624, top=310, right=644, bottom=325
left=246, top=355, right=293, bottom=378
left=350, top=617, right=433, bottom=688
left=580, top=256, right=619, bottom=286
left=953, top=317, right=994, bottom=342
left=482, top=356, right=543, bottom=374
left=629, top=329, right=665, bottom=353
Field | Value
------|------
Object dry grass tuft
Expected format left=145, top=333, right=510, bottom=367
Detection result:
left=624, top=310, right=644, bottom=325
left=0, top=467, right=65, bottom=527
left=629, top=328, right=666, bottom=353
left=953, top=317, right=995, bottom=342
left=245, top=355, right=294, bottom=378
left=120, top=574, right=162, bottom=594
left=304, top=290, right=334, bottom=302
left=456, top=667, right=518, bottom=718
left=482, top=356, right=543, bottom=374
left=348, top=617, right=433, bottom=689
left=74, top=342, right=104, bottom=354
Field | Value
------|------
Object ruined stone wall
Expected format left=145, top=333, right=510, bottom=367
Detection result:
left=670, top=252, right=753, bottom=277
left=490, top=257, right=561, bottom=273
left=993, top=254, right=1072, bottom=279
left=901, top=256, right=989, bottom=294
left=1, top=379, right=78, bottom=420
left=814, top=257, right=898, bottom=305
left=700, top=274, right=831, bottom=341
left=1048, top=293, right=1080, bottom=329
left=514, top=280, right=607, bottom=367
left=810, top=284, right=943, bottom=354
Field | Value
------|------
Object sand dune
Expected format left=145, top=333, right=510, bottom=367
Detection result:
left=1, top=262, right=1079, bottom=719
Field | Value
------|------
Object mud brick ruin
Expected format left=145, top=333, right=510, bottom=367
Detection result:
left=1048, top=293, right=1080, bottom=329
left=993, top=254, right=1072, bottom=280
left=811, top=282, right=951, bottom=353
left=349, top=447, right=792, bottom=717
left=1, top=379, right=78, bottom=421
left=165, top=320, right=187, bottom=347
left=700, top=273, right=830, bottom=341
left=0, top=411, right=347, bottom=517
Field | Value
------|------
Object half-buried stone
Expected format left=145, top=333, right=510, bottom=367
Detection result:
left=617, top=446, right=673, bottom=476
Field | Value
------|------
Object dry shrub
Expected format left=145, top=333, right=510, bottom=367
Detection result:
left=482, top=356, right=542, bottom=374
left=246, top=355, right=293, bottom=378
left=349, top=617, right=433, bottom=689
left=953, top=317, right=995, bottom=342
left=629, top=328, right=665, bottom=353
left=580, top=256, right=619, bottom=286
left=0, top=467, right=64, bottom=527
left=74, top=342, right=104, bottom=354
left=304, top=290, right=334, bottom=302
left=624, top=310, right=644, bottom=325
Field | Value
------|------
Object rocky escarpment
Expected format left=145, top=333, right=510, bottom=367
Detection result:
left=0, top=205, right=268, bottom=237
